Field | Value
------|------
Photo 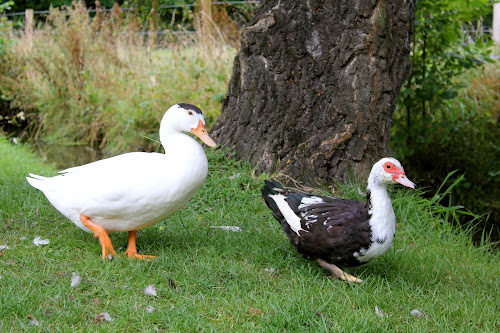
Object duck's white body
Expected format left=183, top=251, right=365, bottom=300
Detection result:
left=27, top=103, right=217, bottom=259
left=28, top=138, right=207, bottom=233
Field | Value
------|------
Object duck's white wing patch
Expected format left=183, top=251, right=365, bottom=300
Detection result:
left=298, top=196, right=324, bottom=209
left=269, top=193, right=306, bottom=234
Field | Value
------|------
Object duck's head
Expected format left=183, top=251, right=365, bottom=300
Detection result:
left=369, top=157, right=416, bottom=189
left=161, top=103, right=217, bottom=148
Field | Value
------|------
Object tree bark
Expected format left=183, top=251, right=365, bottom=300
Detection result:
left=211, top=0, right=415, bottom=185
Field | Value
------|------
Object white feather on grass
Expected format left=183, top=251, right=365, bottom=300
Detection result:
left=71, top=273, right=81, bottom=287
left=144, top=284, right=157, bottom=297
left=209, top=226, right=242, bottom=232
left=27, top=314, right=39, bottom=326
left=33, top=236, right=50, bottom=246
left=410, top=309, right=425, bottom=318
left=375, top=306, right=385, bottom=318
left=95, top=312, right=112, bottom=322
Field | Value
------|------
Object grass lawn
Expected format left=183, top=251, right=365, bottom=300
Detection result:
left=0, top=137, right=499, bottom=332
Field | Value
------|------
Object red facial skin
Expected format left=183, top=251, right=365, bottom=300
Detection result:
left=383, top=161, right=405, bottom=181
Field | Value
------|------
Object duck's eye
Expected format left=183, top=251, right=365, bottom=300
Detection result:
left=188, top=111, right=193, bottom=116
left=386, top=164, right=391, bottom=169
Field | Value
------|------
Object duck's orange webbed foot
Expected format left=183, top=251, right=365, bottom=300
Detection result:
left=125, top=230, right=156, bottom=260
left=79, top=214, right=116, bottom=259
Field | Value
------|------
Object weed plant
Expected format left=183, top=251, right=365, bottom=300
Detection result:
left=0, top=2, right=235, bottom=154
left=1, top=138, right=499, bottom=331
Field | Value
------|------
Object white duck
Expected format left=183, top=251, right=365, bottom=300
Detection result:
left=27, top=103, right=217, bottom=259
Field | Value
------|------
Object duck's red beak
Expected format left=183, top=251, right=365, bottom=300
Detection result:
left=191, top=120, right=217, bottom=148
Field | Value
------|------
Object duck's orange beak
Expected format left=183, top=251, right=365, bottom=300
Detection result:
left=191, top=120, right=217, bottom=148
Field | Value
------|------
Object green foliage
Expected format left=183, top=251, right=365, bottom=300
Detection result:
left=1, top=137, right=499, bottom=331
left=0, top=1, right=14, bottom=55
left=0, top=0, right=13, bottom=12
left=391, top=0, right=499, bottom=228
left=396, top=0, right=492, bottom=137
left=0, top=1, right=234, bottom=154
left=395, top=62, right=500, bottom=228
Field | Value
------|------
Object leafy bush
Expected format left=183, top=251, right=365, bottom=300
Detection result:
left=393, top=61, right=500, bottom=232
left=391, top=0, right=499, bottom=232
left=0, top=1, right=234, bottom=153
left=0, top=1, right=14, bottom=55
left=397, top=0, right=492, bottom=128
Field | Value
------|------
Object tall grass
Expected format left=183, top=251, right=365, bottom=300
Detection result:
left=0, top=2, right=235, bottom=154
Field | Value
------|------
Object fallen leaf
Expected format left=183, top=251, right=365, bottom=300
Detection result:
left=410, top=309, right=425, bottom=318
left=92, top=298, right=101, bottom=306
left=248, top=307, right=261, bottom=316
left=33, top=236, right=50, bottom=246
left=71, top=272, right=81, bottom=287
left=27, top=314, right=39, bottom=326
left=209, top=226, right=242, bottom=232
left=146, top=305, right=155, bottom=313
left=95, top=312, right=112, bottom=322
left=144, top=284, right=157, bottom=297
left=375, top=306, right=385, bottom=318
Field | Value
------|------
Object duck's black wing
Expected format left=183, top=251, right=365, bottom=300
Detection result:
left=261, top=179, right=372, bottom=267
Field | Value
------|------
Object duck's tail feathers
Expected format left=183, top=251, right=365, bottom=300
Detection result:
left=261, top=179, right=287, bottom=221
left=262, top=179, right=285, bottom=193
left=28, top=173, right=49, bottom=181
left=26, top=173, right=48, bottom=190
left=262, top=179, right=308, bottom=235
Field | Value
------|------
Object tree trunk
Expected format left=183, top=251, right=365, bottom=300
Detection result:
left=211, top=0, right=415, bottom=185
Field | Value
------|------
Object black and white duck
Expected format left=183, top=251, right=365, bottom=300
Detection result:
left=261, top=157, right=415, bottom=282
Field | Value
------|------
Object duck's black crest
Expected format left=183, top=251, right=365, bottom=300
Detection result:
left=178, top=103, right=202, bottom=115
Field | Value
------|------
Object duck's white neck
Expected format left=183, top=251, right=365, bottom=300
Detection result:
left=158, top=129, right=208, bottom=190
left=160, top=131, right=202, bottom=155
left=159, top=119, right=180, bottom=148
left=365, top=173, right=396, bottom=244
left=355, top=175, right=397, bottom=262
